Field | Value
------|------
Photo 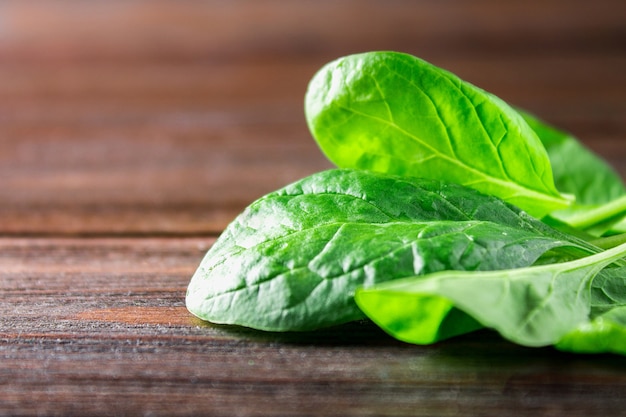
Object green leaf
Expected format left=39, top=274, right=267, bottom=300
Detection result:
left=355, top=242, right=626, bottom=347
left=556, top=267, right=626, bottom=355
left=556, top=307, right=626, bottom=355
left=522, top=111, right=625, bottom=206
left=186, top=169, right=590, bottom=332
left=305, top=51, right=570, bottom=218
left=522, top=111, right=626, bottom=235
left=588, top=266, right=626, bottom=314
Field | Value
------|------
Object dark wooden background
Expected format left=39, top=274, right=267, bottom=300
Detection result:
left=1, top=1, right=626, bottom=415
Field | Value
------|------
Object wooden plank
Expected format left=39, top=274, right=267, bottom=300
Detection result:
left=3, top=238, right=626, bottom=416
left=4, top=329, right=626, bottom=417
left=0, top=1, right=624, bottom=236
left=0, top=113, right=332, bottom=235
left=1, top=0, right=624, bottom=63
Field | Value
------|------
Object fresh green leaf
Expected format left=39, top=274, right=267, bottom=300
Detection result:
left=355, top=242, right=626, bottom=347
left=186, top=169, right=590, bottom=332
left=556, top=267, right=626, bottom=355
left=305, top=51, right=570, bottom=218
left=522, top=111, right=626, bottom=235
left=588, top=266, right=626, bottom=315
left=187, top=51, right=626, bottom=355
left=522, top=111, right=625, bottom=206
left=556, top=307, right=626, bottom=355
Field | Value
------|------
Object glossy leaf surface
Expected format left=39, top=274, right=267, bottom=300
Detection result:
left=356, top=243, right=626, bottom=347
left=523, top=111, right=626, bottom=234
left=305, top=51, right=570, bottom=217
left=186, top=169, right=587, bottom=331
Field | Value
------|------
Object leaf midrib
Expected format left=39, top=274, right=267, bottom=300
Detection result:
left=334, top=103, right=563, bottom=205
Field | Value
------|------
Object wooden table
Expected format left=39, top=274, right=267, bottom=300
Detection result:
left=2, top=1, right=626, bottom=415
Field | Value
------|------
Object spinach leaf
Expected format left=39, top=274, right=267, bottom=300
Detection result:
left=556, top=267, right=626, bottom=355
left=187, top=51, right=626, bottom=354
left=556, top=307, right=626, bottom=355
left=522, top=111, right=625, bottom=206
left=522, top=111, right=626, bottom=235
left=589, top=266, right=626, bottom=315
left=305, top=51, right=571, bottom=218
left=186, top=169, right=589, bottom=332
left=355, top=243, right=626, bottom=347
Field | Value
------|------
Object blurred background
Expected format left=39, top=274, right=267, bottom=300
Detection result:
left=0, top=0, right=624, bottom=236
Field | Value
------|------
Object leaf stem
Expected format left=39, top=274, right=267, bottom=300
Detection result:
left=590, top=232, right=626, bottom=250
left=565, top=195, right=626, bottom=230
left=561, top=241, right=626, bottom=270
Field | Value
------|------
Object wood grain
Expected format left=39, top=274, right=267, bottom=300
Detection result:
left=0, top=0, right=624, bottom=235
left=4, top=238, right=626, bottom=417
left=1, top=1, right=626, bottom=415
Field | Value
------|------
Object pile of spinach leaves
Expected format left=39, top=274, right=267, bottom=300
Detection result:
left=187, top=51, right=626, bottom=355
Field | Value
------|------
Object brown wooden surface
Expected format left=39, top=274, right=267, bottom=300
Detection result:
left=1, top=1, right=626, bottom=415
